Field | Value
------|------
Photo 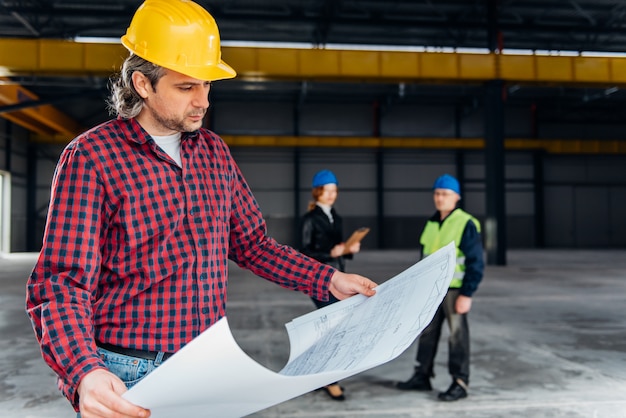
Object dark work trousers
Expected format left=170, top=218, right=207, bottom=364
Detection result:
left=415, top=288, right=470, bottom=384
left=312, top=292, right=340, bottom=309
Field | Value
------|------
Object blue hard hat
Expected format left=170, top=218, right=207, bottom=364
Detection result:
left=433, top=174, right=460, bottom=195
left=312, top=170, right=338, bottom=188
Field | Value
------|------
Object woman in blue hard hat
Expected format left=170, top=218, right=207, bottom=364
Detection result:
left=300, top=169, right=361, bottom=401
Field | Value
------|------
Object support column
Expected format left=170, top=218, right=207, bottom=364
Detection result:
left=376, top=148, right=384, bottom=249
left=373, top=99, right=383, bottom=249
left=26, top=141, right=38, bottom=251
left=455, top=151, right=465, bottom=210
left=293, top=92, right=303, bottom=244
left=4, top=122, right=11, bottom=171
left=533, top=151, right=545, bottom=248
left=293, top=147, right=301, bottom=244
left=484, top=80, right=507, bottom=265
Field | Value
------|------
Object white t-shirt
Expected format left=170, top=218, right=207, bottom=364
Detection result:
left=316, top=202, right=334, bottom=223
left=152, top=133, right=182, bottom=166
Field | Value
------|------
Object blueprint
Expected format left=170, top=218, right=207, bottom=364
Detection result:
left=123, top=242, right=456, bottom=417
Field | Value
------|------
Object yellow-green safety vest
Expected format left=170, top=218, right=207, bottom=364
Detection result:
left=420, top=208, right=481, bottom=289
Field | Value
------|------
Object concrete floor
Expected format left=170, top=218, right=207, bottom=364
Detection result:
left=1, top=249, right=626, bottom=418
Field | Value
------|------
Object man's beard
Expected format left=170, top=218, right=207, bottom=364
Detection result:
left=149, top=106, right=205, bottom=133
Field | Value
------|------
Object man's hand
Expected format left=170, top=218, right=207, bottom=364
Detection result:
left=329, top=271, right=377, bottom=301
left=455, top=294, right=472, bottom=314
left=77, top=368, right=150, bottom=418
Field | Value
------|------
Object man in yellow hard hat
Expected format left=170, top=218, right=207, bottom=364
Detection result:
left=25, top=1, right=377, bottom=416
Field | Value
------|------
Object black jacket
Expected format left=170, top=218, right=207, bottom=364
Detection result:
left=300, top=205, right=350, bottom=272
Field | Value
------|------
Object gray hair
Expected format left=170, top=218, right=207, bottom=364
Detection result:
left=107, top=54, right=166, bottom=119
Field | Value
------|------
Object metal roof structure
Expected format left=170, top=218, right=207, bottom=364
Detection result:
left=3, top=0, right=626, bottom=51
left=2, top=0, right=626, bottom=140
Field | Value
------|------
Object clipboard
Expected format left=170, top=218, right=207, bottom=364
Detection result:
left=343, top=227, right=370, bottom=255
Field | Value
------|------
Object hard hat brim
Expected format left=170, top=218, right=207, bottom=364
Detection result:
left=121, top=35, right=237, bottom=82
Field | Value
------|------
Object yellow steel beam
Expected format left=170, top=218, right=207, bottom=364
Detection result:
left=30, top=131, right=626, bottom=154
left=0, top=82, right=55, bottom=135
left=3, top=38, right=626, bottom=85
left=1, top=112, right=56, bottom=136
left=4, top=39, right=626, bottom=140
left=0, top=39, right=127, bottom=77
left=505, top=138, right=626, bottom=154
left=218, top=135, right=626, bottom=154
left=0, top=78, right=84, bottom=136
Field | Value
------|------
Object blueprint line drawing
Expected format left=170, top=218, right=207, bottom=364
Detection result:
left=123, top=242, right=456, bottom=417
left=281, top=241, right=455, bottom=375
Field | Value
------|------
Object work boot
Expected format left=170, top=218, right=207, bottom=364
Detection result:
left=396, top=370, right=432, bottom=391
left=437, top=379, right=468, bottom=401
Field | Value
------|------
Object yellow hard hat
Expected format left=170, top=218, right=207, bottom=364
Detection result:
left=121, top=0, right=236, bottom=81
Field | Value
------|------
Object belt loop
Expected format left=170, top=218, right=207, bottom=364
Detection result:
left=155, top=351, right=166, bottom=364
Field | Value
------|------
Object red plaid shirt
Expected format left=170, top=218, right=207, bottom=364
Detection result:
left=26, top=118, right=334, bottom=407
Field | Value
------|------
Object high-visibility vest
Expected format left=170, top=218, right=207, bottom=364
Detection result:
left=420, top=209, right=481, bottom=289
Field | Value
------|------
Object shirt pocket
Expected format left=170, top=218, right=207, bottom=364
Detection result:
left=195, top=168, right=231, bottom=225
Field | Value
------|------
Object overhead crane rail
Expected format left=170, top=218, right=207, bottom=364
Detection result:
left=2, top=39, right=626, bottom=85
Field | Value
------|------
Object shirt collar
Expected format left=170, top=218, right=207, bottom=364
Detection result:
left=316, top=202, right=332, bottom=213
left=316, top=203, right=334, bottom=223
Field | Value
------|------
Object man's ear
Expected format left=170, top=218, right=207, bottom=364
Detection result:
left=131, top=71, right=151, bottom=99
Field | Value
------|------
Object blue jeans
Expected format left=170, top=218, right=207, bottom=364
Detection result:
left=77, top=346, right=169, bottom=417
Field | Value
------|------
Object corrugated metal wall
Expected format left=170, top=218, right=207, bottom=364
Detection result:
left=3, top=102, right=626, bottom=252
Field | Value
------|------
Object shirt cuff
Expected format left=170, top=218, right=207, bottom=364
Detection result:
left=61, top=356, right=107, bottom=411
left=311, top=263, right=336, bottom=301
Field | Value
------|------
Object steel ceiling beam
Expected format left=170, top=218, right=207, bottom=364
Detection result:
left=3, top=38, right=626, bottom=141
left=2, top=39, right=626, bottom=86
left=26, top=132, right=626, bottom=153
left=221, top=136, right=626, bottom=154
left=0, top=77, right=84, bottom=136
left=2, top=3, right=624, bottom=36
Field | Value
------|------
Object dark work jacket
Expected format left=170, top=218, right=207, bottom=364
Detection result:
left=300, top=206, right=352, bottom=272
